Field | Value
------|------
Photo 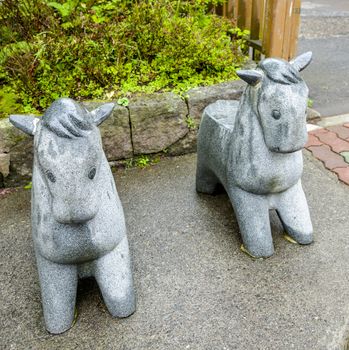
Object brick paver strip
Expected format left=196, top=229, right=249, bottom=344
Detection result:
left=326, top=138, right=349, bottom=153
left=315, top=130, right=349, bottom=153
left=332, top=167, right=349, bottom=185
left=327, top=125, right=349, bottom=140
left=305, top=134, right=323, bottom=148
left=307, top=144, right=349, bottom=170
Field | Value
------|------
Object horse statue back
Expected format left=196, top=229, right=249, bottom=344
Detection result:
left=10, top=98, right=135, bottom=334
left=196, top=52, right=313, bottom=258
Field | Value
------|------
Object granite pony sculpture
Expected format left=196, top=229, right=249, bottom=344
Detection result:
left=10, top=98, right=136, bottom=334
left=196, top=52, right=313, bottom=258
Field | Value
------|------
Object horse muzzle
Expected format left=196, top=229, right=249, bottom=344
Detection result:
left=52, top=200, right=99, bottom=225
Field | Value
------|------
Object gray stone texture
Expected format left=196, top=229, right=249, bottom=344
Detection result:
left=9, top=98, right=135, bottom=334
left=167, top=130, right=197, bottom=156
left=0, top=117, right=28, bottom=153
left=0, top=118, right=34, bottom=185
left=196, top=54, right=313, bottom=258
left=166, top=81, right=245, bottom=155
left=128, top=92, right=188, bottom=154
left=83, top=101, right=133, bottom=160
left=1, top=153, right=349, bottom=349
left=186, top=80, right=245, bottom=127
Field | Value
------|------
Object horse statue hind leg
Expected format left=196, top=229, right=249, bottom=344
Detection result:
left=196, top=52, right=314, bottom=258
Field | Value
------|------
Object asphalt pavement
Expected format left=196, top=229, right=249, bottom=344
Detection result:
left=299, top=0, right=349, bottom=116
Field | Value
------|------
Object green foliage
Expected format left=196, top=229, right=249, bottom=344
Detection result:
left=307, top=98, right=314, bottom=108
left=0, top=88, right=21, bottom=118
left=124, top=154, right=161, bottom=168
left=0, top=0, right=247, bottom=114
left=47, top=1, right=79, bottom=18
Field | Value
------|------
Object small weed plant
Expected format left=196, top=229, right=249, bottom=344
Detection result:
left=135, top=155, right=150, bottom=168
left=185, top=116, right=196, bottom=130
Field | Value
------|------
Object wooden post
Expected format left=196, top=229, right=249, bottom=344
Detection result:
left=288, top=0, right=301, bottom=59
left=237, top=0, right=253, bottom=30
left=225, top=0, right=235, bottom=19
left=262, top=0, right=301, bottom=59
left=250, top=0, right=261, bottom=40
left=263, top=0, right=288, bottom=58
left=281, top=0, right=293, bottom=59
left=250, top=0, right=264, bottom=60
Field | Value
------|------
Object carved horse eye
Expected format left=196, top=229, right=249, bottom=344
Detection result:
left=272, top=110, right=281, bottom=120
left=46, top=170, right=56, bottom=183
left=88, top=167, right=96, bottom=180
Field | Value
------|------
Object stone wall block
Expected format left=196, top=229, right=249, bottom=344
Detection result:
left=167, top=130, right=198, bottom=156
left=0, top=153, right=10, bottom=178
left=129, top=93, right=188, bottom=154
left=187, top=80, right=245, bottom=127
left=83, top=101, right=133, bottom=160
left=6, top=138, right=34, bottom=186
left=0, top=82, right=246, bottom=186
left=0, top=118, right=28, bottom=153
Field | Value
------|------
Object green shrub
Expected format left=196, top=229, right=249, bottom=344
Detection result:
left=0, top=0, right=248, bottom=116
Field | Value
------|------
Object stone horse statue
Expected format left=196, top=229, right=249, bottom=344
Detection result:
left=196, top=52, right=313, bottom=258
left=10, top=98, right=136, bottom=334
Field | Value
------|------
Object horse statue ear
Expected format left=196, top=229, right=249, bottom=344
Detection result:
left=9, top=115, right=40, bottom=136
left=236, top=70, right=263, bottom=86
left=91, top=103, right=115, bottom=126
left=290, top=51, right=312, bottom=72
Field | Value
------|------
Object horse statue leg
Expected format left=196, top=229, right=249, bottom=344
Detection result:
left=35, top=252, right=78, bottom=334
left=196, top=161, right=220, bottom=194
left=275, top=180, right=313, bottom=245
left=93, top=236, right=136, bottom=318
left=228, top=186, right=274, bottom=258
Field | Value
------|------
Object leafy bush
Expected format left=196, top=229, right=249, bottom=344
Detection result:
left=0, top=0, right=248, bottom=116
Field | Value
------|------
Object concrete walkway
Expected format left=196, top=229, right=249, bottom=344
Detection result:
left=1, top=153, right=349, bottom=349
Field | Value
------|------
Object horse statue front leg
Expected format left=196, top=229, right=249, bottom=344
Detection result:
left=275, top=180, right=313, bottom=245
left=35, top=251, right=78, bottom=334
left=93, top=236, right=136, bottom=318
left=228, top=186, right=274, bottom=258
